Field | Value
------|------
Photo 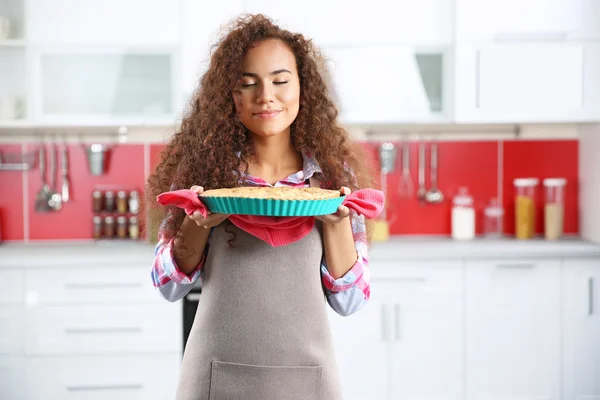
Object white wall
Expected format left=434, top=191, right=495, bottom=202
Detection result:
left=579, top=124, right=600, bottom=244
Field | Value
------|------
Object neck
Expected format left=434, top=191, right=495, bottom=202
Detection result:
left=248, top=128, right=303, bottom=180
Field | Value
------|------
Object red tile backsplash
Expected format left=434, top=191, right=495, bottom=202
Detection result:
left=25, top=143, right=145, bottom=240
left=0, top=144, right=25, bottom=241
left=0, top=139, right=579, bottom=241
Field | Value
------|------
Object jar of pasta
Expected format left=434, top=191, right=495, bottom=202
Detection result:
left=513, top=178, right=539, bottom=240
left=543, top=178, right=567, bottom=240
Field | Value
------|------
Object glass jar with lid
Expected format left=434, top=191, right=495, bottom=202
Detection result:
left=451, top=186, right=475, bottom=240
left=514, top=178, right=539, bottom=240
left=483, top=198, right=504, bottom=238
left=543, top=178, right=567, bottom=240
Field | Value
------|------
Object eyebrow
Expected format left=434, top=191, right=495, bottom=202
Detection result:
left=241, top=69, right=292, bottom=78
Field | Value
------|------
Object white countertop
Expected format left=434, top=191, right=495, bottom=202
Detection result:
left=1, top=236, right=599, bottom=268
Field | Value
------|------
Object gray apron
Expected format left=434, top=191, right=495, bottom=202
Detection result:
left=175, top=219, right=343, bottom=400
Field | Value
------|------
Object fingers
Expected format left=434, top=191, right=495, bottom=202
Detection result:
left=190, top=185, right=204, bottom=194
left=340, top=186, right=351, bottom=196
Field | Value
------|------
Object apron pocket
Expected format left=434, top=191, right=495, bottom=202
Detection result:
left=208, top=360, right=322, bottom=400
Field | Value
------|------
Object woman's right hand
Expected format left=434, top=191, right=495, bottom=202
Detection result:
left=189, top=185, right=231, bottom=229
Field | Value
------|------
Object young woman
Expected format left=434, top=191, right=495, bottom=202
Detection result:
left=147, top=14, right=374, bottom=400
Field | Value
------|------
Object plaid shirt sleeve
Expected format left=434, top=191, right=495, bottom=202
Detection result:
left=150, top=230, right=207, bottom=302
left=321, top=209, right=370, bottom=317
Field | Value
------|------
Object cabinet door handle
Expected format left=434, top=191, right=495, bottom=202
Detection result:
left=589, top=278, right=595, bottom=316
left=65, top=327, right=142, bottom=335
left=493, top=31, right=567, bottom=42
left=67, top=384, right=143, bottom=391
left=495, top=263, right=536, bottom=269
left=186, top=293, right=201, bottom=302
left=475, top=49, right=481, bottom=109
left=394, top=304, right=401, bottom=341
left=381, top=304, right=389, bottom=342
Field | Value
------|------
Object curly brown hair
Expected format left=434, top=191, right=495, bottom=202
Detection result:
left=147, top=13, right=374, bottom=243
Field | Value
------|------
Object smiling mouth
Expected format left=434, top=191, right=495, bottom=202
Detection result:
left=253, top=110, right=281, bottom=119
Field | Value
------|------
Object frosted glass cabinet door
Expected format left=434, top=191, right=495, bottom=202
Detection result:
left=32, top=49, right=176, bottom=123
left=326, top=46, right=449, bottom=124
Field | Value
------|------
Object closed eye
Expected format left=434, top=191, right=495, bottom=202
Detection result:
left=241, top=83, right=256, bottom=87
left=274, top=81, right=289, bottom=85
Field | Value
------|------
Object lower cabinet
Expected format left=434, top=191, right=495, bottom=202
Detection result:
left=25, top=355, right=181, bottom=400
left=329, top=261, right=464, bottom=400
left=562, top=258, right=600, bottom=400
left=464, top=259, right=562, bottom=400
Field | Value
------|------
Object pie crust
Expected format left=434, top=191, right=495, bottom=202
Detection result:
left=200, top=186, right=341, bottom=201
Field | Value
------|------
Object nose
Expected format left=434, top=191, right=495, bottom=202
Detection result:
left=256, top=83, right=274, bottom=104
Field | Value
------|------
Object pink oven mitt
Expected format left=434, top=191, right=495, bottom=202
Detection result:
left=157, top=188, right=384, bottom=247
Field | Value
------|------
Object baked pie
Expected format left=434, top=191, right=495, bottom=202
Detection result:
left=200, top=186, right=341, bottom=201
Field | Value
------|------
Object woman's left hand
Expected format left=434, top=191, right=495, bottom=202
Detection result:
left=315, top=187, right=351, bottom=225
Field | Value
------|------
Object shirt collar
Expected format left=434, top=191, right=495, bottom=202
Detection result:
left=235, top=151, right=322, bottom=185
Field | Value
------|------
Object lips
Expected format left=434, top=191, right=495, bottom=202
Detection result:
left=253, top=110, right=281, bottom=119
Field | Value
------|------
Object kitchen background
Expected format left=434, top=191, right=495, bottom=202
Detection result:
left=1, top=0, right=599, bottom=400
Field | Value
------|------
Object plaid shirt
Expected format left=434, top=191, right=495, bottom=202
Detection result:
left=151, top=154, right=370, bottom=316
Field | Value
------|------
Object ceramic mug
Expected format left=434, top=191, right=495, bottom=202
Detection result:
left=0, top=16, right=10, bottom=40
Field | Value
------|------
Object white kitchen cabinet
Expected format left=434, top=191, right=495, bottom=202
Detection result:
left=456, top=0, right=600, bottom=42
left=0, top=307, right=24, bottom=355
left=30, top=46, right=177, bottom=125
left=562, top=258, right=600, bottom=400
left=328, top=280, right=390, bottom=400
left=25, top=303, right=181, bottom=355
left=465, top=259, right=561, bottom=400
left=27, top=0, right=180, bottom=46
left=180, top=0, right=244, bottom=104
left=0, top=47, right=27, bottom=122
left=326, top=45, right=451, bottom=124
left=454, top=42, right=600, bottom=123
left=25, top=354, right=181, bottom=400
left=245, top=0, right=453, bottom=46
left=328, top=261, right=464, bottom=400
left=389, top=262, right=464, bottom=400
left=0, top=357, right=25, bottom=400
left=24, top=266, right=161, bottom=305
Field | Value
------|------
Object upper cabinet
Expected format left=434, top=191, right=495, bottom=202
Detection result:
left=454, top=42, right=600, bottom=123
left=456, top=0, right=600, bottom=42
left=244, top=0, right=453, bottom=46
left=326, top=45, right=450, bottom=124
left=180, top=0, right=244, bottom=104
left=27, top=0, right=180, bottom=46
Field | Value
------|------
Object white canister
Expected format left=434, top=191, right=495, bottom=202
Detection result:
left=452, top=186, right=475, bottom=240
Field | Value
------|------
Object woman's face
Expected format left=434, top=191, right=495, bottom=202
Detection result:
left=233, top=39, right=301, bottom=138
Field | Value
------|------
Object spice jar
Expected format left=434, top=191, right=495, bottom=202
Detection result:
left=129, top=216, right=139, bottom=240
left=128, top=190, right=140, bottom=214
left=451, top=187, right=475, bottom=240
left=483, top=198, right=504, bottom=238
left=92, top=216, right=102, bottom=239
left=104, top=191, right=115, bottom=212
left=543, top=178, right=566, bottom=240
left=117, top=216, right=128, bottom=239
left=117, top=191, right=128, bottom=214
left=104, top=216, right=115, bottom=238
left=92, top=190, right=103, bottom=213
left=514, top=178, right=539, bottom=240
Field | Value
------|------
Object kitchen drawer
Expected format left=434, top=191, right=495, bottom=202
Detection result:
left=371, top=261, right=464, bottom=295
left=0, top=307, right=24, bottom=356
left=25, top=303, right=182, bottom=355
left=25, top=267, right=158, bottom=305
left=0, top=357, right=25, bottom=400
left=0, top=269, right=24, bottom=304
left=25, top=354, right=180, bottom=400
